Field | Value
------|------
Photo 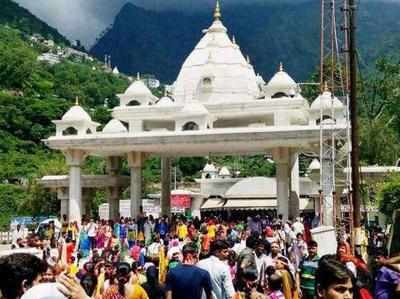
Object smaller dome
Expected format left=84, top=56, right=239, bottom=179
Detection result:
left=219, top=166, right=231, bottom=177
left=181, top=101, right=209, bottom=116
left=203, top=162, right=217, bottom=172
left=125, top=80, right=153, bottom=98
left=266, top=70, right=297, bottom=90
left=157, top=96, right=174, bottom=106
left=62, top=105, right=92, bottom=122
left=308, top=158, right=321, bottom=171
left=264, top=63, right=298, bottom=98
left=311, top=90, right=344, bottom=111
left=112, top=67, right=120, bottom=74
left=102, top=119, right=127, bottom=134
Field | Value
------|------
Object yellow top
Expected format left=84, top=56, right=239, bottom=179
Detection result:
left=127, top=284, right=149, bottom=299
left=177, top=224, right=188, bottom=240
left=207, top=224, right=217, bottom=239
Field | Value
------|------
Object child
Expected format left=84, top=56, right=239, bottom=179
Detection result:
left=268, top=273, right=285, bottom=299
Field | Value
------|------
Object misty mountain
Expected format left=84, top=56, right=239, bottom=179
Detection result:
left=0, top=0, right=68, bottom=44
left=90, top=1, right=400, bottom=83
left=13, top=0, right=398, bottom=47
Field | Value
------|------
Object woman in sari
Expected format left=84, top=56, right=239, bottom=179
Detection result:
left=275, top=256, right=299, bottom=299
left=96, top=221, right=106, bottom=250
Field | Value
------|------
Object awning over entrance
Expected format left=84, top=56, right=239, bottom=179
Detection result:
left=224, top=199, right=277, bottom=210
left=201, top=198, right=226, bottom=210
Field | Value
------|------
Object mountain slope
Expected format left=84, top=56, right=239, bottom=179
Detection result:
left=0, top=0, right=68, bottom=44
left=91, top=1, right=400, bottom=82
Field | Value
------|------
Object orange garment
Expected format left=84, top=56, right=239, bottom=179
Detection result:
left=201, top=234, right=211, bottom=252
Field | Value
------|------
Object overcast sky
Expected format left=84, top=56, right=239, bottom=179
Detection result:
left=14, top=0, right=387, bottom=48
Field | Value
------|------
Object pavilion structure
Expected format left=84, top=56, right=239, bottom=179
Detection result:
left=44, top=1, right=346, bottom=224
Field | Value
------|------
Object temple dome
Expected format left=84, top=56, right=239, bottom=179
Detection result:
left=180, top=101, right=209, bottom=116
left=219, top=166, right=231, bottom=177
left=117, top=75, right=157, bottom=106
left=172, top=5, right=259, bottom=104
left=264, top=64, right=298, bottom=98
left=62, top=104, right=92, bottom=122
left=203, top=162, right=217, bottom=172
left=102, top=119, right=127, bottom=134
left=125, top=80, right=153, bottom=98
left=311, top=90, right=344, bottom=112
left=308, top=158, right=321, bottom=171
left=157, top=95, right=174, bottom=106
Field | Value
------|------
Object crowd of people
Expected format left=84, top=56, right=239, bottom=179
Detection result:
left=0, top=213, right=399, bottom=299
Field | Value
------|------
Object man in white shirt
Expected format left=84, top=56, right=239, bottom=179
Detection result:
left=11, top=224, right=26, bottom=248
left=254, top=239, right=274, bottom=289
left=86, top=219, right=97, bottom=250
left=292, top=217, right=305, bottom=236
left=197, top=240, right=236, bottom=299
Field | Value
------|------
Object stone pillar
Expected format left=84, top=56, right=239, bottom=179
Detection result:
left=191, top=195, right=203, bottom=219
left=57, top=188, right=69, bottom=218
left=106, top=157, right=122, bottom=221
left=289, top=151, right=300, bottom=219
left=127, top=152, right=144, bottom=219
left=273, top=148, right=290, bottom=220
left=161, top=157, right=171, bottom=216
left=65, top=149, right=87, bottom=223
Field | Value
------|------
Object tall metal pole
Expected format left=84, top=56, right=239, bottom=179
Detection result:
left=320, top=0, right=325, bottom=93
left=348, top=0, right=361, bottom=245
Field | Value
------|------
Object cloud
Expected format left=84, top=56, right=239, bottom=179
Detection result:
left=15, top=0, right=127, bottom=47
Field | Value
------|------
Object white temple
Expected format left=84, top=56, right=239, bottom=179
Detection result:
left=44, top=1, right=347, bottom=224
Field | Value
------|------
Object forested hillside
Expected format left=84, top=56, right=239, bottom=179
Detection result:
left=0, top=0, right=68, bottom=44
left=0, top=24, right=129, bottom=227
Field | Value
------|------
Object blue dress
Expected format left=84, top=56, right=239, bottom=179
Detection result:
left=79, top=230, right=90, bottom=257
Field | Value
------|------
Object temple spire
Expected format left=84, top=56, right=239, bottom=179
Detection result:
left=214, top=0, right=222, bottom=21
left=75, top=96, right=79, bottom=106
left=232, top=35, right=236, bottom=44
left=279, top=62, right=284, bottom=72
left=137, top=72, right=140, bottom=80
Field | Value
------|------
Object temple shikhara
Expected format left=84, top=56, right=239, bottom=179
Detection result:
left=44, top=2, right=348, bottom=225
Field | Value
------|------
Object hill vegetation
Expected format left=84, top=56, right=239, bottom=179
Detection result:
left=0, top=24, right=129, bottom=228
left=0, top=0, right=68, bottom=44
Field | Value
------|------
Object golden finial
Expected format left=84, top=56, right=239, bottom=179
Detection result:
left=279, top=62, right=284, bottom=72
left=214, top=0, right=222, bottom=20
left=137, top=72, right=140, bottom=80
left=75, top=96, right=79, bottom=106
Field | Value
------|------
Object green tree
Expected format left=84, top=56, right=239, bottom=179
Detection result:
left=377, top=175, right=400, bottom=219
